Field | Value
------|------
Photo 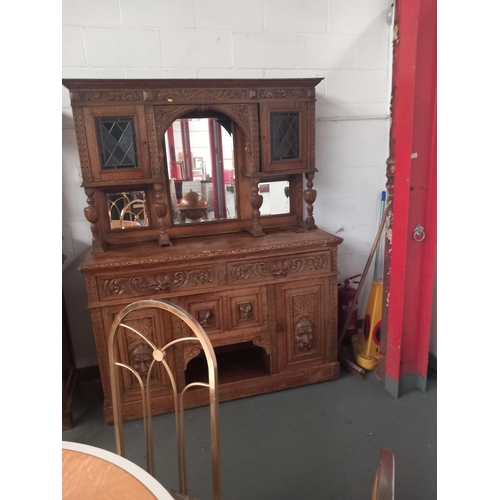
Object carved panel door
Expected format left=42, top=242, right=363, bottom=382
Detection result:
left=102, top=304, right=176, bottom=404
left=259, top=101, right=311, bottom=173
left=276, top=277, right=329, bottom=372
left=82, top=105, right=152, bottom=183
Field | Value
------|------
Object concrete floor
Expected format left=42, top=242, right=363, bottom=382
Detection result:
left=62, top=367, right=437, bottom=500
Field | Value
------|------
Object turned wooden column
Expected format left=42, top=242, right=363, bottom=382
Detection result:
left=304, top=172, right=317, bottom=230
left=153, top=183, right=171, bottom=246
left=247, top=178, right=265, bottom=236
left=84, top=188, right=106, bottom=252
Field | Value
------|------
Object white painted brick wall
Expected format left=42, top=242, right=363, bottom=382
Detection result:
left=121, top=0, right=195, bottom=28
left=232, top=32, right=301, bottom=68
left=296, top=34, right=357, bottom=69
left=264, top=0, right=328, bottom=33
left=62, top=0, right=394, bottom=367
left=161, top=30, right=233, bottom=68
left=84, top=28, right=163, bottom=67
left=62, top=27, right=86, bottom=66
left=327, top=0, right=391, bottom=35
left=195, top=0, right=264, bottom=31
left=62, top=0, right=122, bottom=27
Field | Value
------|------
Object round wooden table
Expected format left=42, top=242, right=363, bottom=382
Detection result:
left=62, top=441, right=175, bottom=500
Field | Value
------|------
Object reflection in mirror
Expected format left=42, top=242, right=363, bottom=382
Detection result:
left=259, top=180, right=290, bottom=216
left=165, top=116, right=237, bottom=224
left=107, top=191, right=149, bottom=230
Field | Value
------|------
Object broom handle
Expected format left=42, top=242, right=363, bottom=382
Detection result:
left=338, top=206, right=389, bottom=347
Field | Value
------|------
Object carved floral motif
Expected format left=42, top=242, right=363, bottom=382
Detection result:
left=238, top=302, right=253, bottom=320
left=82, top=91, right=143, bottom=101
left=230, top=254, right=328, bottom=282
left=259, top=89, right=309, bottom=99
left=197, top=309, right=214, bottom=327
left=156, top=89, right=248, bottom=101
left=102, top=269, right=214, bottom=297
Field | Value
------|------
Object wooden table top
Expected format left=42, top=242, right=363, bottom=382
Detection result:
left=62, top=441, right=174, bottom=500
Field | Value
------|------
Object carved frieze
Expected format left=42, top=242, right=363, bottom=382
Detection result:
left=228, top=253, right=329, bottom=283
left=259, top=88, right=310, bottom=99
left=155, top=89, right=249, bottom=102
left=79, top=239, right=340, bottom=272
left=100, top=268, right=215, bottom=298
left=82, top=91, right=143, bottom=102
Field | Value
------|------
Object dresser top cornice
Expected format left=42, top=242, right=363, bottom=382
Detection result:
left=62, top=77, right=323, bottom=91
left=78, top=229, right=343, bottom=273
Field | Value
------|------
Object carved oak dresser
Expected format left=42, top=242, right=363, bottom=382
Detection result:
left=63, top=78, right=343, bottom=422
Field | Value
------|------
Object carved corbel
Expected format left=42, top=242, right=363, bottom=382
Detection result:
left=252, top=336, right=271, bottom=356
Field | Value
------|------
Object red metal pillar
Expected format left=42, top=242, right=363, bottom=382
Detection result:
left=379, top=0, right=437, bottom=397
left=180, top=119, right=193, bottom=181
left=208, top=119, right=226, bottom=219
left=166, top=125, right=181, bottom=179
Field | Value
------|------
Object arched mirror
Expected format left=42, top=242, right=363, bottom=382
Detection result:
left=164, top=114, right=237, bottom=225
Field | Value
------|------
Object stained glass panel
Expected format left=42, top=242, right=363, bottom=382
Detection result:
left=96, top=116, right=139, bottom=170
left=270, top=112, right=299, bottom=161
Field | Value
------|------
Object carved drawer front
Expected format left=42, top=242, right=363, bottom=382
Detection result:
left=182, top=296, right=225, bottom=336
left=227, top=250, right=331, bottom=285
left=106, top=306, right=175, bottom=402
left=227, top=288, right=267, bottom=332
left=97, top=264, right=219, bottom=301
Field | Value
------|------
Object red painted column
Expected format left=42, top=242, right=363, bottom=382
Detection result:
left=180, top=119, right=193, bottom=181
left=166, top=125, right=181, bottom=179
left=381, top=0, right=437, bottom=397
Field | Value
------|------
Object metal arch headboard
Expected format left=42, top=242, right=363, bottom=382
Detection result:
left=108, top=299, right=221, bottom=500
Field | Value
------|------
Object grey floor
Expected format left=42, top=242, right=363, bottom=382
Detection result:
left=62, top=367, right=437, bottom=500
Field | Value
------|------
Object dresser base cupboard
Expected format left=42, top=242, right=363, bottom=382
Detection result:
left=79, top=229, right=342, bottom=422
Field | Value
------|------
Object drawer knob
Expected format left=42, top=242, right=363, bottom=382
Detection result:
left=277, top=326, right=284, bottom=333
